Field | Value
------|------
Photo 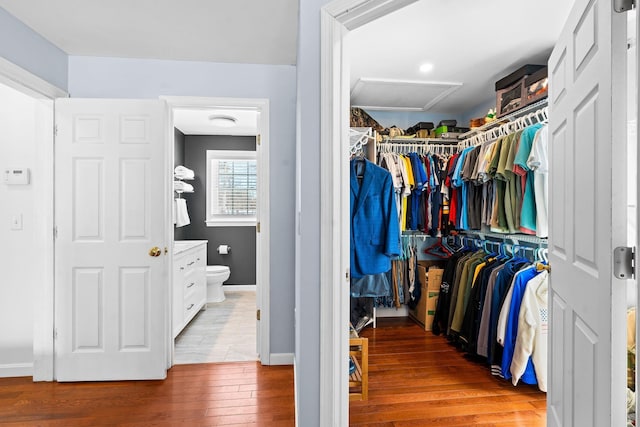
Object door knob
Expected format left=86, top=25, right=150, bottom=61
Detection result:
left=149, top=246, right=162, bottom=257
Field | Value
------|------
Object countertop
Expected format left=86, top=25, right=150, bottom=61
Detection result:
left=174, top=240, right=208, bottom=255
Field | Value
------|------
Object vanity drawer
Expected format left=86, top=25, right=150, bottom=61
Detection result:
left=184, top=287, right=205, bottom=320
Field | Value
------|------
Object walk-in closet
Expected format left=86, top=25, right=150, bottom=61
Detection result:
left=346, top=1, right=638, bottom=425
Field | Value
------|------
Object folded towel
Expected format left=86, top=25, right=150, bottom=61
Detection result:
left=174, top=181, right=194, bottom=193
left=174, top=165, right=195, bottom=180
left=175, top=198, right=190, bottom=227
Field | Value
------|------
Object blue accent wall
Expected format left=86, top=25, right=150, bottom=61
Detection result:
left=0, top=7, right=68, bottom=91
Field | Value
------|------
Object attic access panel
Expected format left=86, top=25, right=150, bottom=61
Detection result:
left=350, top=77, right=462, bottom=111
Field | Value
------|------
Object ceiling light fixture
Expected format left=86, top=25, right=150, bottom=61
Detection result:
left=419, top=63, right=434, bottom=73
left=208, top=114, right=238, bottom=127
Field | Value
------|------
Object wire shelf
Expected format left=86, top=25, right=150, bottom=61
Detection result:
left=459, top=98, right=549, bottom=140
left=458, top=230, right=548, bottom=246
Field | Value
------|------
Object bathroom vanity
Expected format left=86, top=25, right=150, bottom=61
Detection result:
left=173, top=240, right=208, bottom=338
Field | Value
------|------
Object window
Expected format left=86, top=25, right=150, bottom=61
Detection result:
left=206, top=150, right=257, bottom=227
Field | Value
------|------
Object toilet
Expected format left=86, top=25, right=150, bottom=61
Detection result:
left=206, top=265, right=231, bottom=303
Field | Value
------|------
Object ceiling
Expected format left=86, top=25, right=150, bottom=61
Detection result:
left=0, top=0, right=574, bottom=114
left=0, top=0, right=298, bottom=65
left=173, top=108, right=258, bottom=136
left=349, top=0, right=575, bottom=114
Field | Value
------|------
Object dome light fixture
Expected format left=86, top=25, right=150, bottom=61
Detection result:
left=419, top=63, right=434, bottom=73
left=208, top=114, right=238, bottom=127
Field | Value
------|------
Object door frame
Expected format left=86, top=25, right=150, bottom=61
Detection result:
left=319, top=0, right=418, bottom=424
left=0, top=57, right=67, bottom=381
left=162, top=96, right=271, bottom=365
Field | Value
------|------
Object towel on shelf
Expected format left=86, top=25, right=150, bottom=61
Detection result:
left=175, top=198, right=191, bottom=227
left=174, top=180, right=194, bottom=193
left=174, top=165, right=195, bottom=180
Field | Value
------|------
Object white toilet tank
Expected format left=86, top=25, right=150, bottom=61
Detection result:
left=206, top=265, right=230, bottom=303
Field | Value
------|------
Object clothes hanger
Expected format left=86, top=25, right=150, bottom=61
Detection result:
left=424, top=237, right=452, bottom=259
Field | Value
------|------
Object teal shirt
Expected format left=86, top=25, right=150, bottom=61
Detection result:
left=514, top=124, right=543, bottom=232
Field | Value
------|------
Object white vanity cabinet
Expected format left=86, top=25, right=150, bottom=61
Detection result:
left=173, top=241, right=207, bottom=338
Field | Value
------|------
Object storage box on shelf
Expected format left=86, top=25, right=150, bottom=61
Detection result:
left=495, top=64, right=546, bottom=118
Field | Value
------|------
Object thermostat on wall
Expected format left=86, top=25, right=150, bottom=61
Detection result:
left=3, top=168, right=30, bottom=185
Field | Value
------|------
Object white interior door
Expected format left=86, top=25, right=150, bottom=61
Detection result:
left=548, top=0, right=628, bottom=425
left=55, top=99, right=168, bottom=381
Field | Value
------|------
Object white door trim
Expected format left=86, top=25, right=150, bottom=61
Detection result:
left=319, top=1, right=418, bottom=424
left=0, top=59, right=67, bottom=381
left=161, top=96, right=271, bottom=365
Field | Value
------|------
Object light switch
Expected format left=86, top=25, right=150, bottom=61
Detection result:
left=11, top=214, right=22, bottom=230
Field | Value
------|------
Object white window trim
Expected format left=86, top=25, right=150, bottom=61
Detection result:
left=206, top=149, right=257, bottom=227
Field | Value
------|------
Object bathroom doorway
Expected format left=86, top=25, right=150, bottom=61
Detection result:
left=164, top=96, right=271, bottom=366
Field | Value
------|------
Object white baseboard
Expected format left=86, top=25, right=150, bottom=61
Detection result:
left=269, top=353, right=294, bottom=365
left=375, top=306, right=409, bottom=318
left=0, top=363, right=33, bottom=378
left=224, top=284, right=256, bottom=292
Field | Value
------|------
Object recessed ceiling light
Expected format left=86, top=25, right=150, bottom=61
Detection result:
left=208, top=114, right=238, bottom=127
left=419, top=63, right=434, bottom=73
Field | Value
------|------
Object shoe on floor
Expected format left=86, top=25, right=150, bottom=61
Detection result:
left=349, top=358, right=356, bottom=375
left=354, top=315, right=371, bottom=334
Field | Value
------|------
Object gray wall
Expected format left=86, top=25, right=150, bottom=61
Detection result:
left=173, top=128, right=188, bottom=241
left=0, top=7, right=68, bottom=91
left=296, top=0, right=325, bottom=423
left=177, top=135, right=257, bottom=285
left=68, top=55, right=296, bottom=356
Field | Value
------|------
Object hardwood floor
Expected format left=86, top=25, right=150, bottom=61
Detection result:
left=351, top=317, right=547, bottom=426
left=0, top=317, right=545, bottom=426
left=0, top=362, right=295, bottom=426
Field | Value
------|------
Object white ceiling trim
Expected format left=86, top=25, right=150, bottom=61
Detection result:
left=327, top=0, right=419, bottom=30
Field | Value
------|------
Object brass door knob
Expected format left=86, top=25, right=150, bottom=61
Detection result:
left=149, top=246, right=162, bottom=257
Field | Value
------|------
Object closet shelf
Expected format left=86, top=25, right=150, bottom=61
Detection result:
left=381, top=137, right=459, bottom=145
left=459, top=230, right=548, bottom=245
left=459, top=98, right=548, bottom=140
left=350, top=127, right=375, bottom=155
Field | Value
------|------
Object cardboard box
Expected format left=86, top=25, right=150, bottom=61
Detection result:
left=427, top=267, right=444, bottom=291
left=409, top=265, right=441, bottom=331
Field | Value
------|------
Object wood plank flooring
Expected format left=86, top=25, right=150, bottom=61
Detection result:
left=351, top=317, right=547, bottom=426
left=0, top=317, right=545, bottom=426
left=0, top=362, right=295, bottom=426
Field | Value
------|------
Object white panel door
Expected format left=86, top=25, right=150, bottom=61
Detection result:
left=55, top=99, right=168, bottom=381
left=548, top=0, right=627, bottom=425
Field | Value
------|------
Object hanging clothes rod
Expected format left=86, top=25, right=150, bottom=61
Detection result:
left=377, top=142, right=460, bottom=156
left=459, top=99, right=549, bottom=140
left=459, top=104, right=549, bottom=149
left=458, top=230, right=548, bottom=246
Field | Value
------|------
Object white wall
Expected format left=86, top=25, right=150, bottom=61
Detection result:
left=0, top=7, right=68, bottom=91
left=68, top=56, right=297, bottom=355
left=0, top=83, right=39, bottom=375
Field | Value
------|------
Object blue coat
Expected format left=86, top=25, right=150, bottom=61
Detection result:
left=350, top=158, right=400, bottom=278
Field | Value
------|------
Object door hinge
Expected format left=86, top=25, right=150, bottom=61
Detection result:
left=256, top=222, right=261, bottom=233
left=54, top=124, right=58, bottom=137
left=614, top=246, right=635, bottom=279
left=346, top=269, right=350, bottom=280
left=54, top=226, right=58, bottom=239
left=256, top=309, right=261, bottom=321
left=257, top=134, right=261, bottom=146
left=53, top=328, right=58, bottom=340
left=614, top=0, right=634, bottom=13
